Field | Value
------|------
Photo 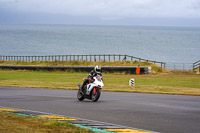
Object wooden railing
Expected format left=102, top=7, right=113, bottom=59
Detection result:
left=0, top=54, right=166, bottom=68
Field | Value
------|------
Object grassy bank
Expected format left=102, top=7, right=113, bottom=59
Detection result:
left=0, top=111, right=93, bottom=133
left=0, top=70, right=199, bottom=96
left=0, top=60, right=165, bottom=73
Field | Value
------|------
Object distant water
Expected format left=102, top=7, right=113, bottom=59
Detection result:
left=0, top=25, right=199, bottom=63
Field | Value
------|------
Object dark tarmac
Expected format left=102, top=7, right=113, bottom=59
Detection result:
left=0, top=86, right=199, bottom=133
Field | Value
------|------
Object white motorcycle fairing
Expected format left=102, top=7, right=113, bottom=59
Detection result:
left=86, top=76, right=104, bottom=95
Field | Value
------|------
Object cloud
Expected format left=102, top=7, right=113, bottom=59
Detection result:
left=1, top=0, right=200, bottom=18
left=1, top=0, right=200, bottom=26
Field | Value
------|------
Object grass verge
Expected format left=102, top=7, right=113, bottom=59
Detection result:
left=0, top=111, right=93, bottom=133
left=0, top=70, right=199, bottom=96
left=0, top=60, right=166, bottom=73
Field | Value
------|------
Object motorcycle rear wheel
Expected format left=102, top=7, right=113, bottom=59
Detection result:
left=77, top=89, right=85, bottom=101
left=92, top=89, right=101, bottom=102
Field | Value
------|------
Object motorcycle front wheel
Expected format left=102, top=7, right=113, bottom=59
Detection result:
left=77, top=89, right=85, bottom=101
left=92, top=89, right=101, bottom=102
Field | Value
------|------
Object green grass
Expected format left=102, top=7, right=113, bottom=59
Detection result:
left=0, top=70, right=199, bottom=96
left=0, top=111, right=94, bottom=133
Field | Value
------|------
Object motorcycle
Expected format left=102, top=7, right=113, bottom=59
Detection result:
left=77, top=75, right=104, bottom=102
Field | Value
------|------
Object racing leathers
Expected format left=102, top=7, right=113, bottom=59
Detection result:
left=80, top=70, right=102, bottom=92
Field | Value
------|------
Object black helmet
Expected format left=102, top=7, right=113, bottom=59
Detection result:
left=94, top=65, right=101, bottom=73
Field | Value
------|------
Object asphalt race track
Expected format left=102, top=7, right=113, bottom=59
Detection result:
left=0, top=86, right=200, bottom=133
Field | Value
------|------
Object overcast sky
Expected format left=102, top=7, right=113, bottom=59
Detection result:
left=1, top=0, right=200, bottom=27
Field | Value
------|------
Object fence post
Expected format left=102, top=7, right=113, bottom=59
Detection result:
left=65, top=55, right=67, bottom=61
left=93, top=55, right=95, bottom=61
left=174, top=63, right=176, bottom=70
left=193, top=63, right=195, bottom=70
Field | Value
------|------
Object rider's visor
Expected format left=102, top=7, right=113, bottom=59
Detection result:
left=96, top=68, right=101, bottom=72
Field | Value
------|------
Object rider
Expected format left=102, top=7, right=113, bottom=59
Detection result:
left=80, top=65, right=102, bottom=92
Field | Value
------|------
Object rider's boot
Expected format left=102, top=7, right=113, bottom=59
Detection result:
left=81, top=79, right=88, bottom=92
left=80, top=85, right=84, bottom=92
left=80, top=84, right=85, bottom=93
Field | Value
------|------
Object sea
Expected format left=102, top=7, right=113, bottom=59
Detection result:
left=0, top=25, right=199, bottom=64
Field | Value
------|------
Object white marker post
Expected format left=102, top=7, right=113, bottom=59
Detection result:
left=129, top=78, right=135, bottom=88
